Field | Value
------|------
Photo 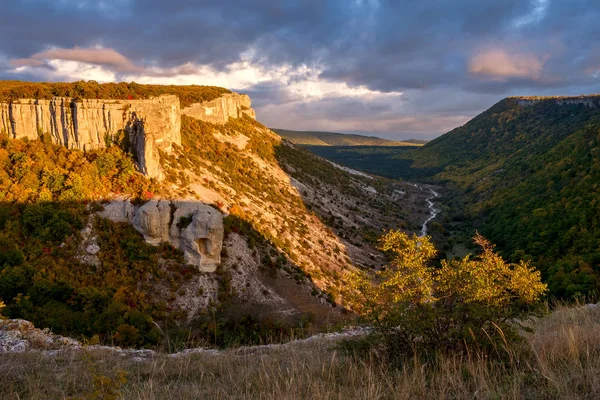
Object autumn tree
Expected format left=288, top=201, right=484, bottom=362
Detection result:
left=346, top=231, right=547, bottom=359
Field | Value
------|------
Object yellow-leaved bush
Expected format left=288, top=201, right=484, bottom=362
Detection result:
left=346, top=231, right=547, bottom=358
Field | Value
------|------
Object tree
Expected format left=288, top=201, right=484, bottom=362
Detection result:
left=346, top=231, right=547, bottom=360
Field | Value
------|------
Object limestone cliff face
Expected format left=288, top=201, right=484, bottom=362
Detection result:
left=0, top=90, right=256, bottom=179
left=0, top=95, right=181, bottom=179
left=182, top=93, right=256, bottom=124
left=514, top=96, right=600, bottom=108
left=99, top=199, right=224, bottom=272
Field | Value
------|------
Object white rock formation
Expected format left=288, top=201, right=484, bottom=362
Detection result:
left=0, top=91, right=257, bottom=180
left=182, top=93, right=255, bottom=124
left=100, top=199, right=224, bottom=272
left=0, top=95, right=182, bottom=179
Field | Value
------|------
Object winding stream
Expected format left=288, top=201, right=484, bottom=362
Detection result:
left=419, top=187, right=439, bottom=237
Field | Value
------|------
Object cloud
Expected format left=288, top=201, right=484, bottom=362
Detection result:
left=468, top=49, right=544, bottom=80
left=10, top=58, right=45, bottom=68
left=12, top=47, right=139, bottom=72
left=2, top=1, right=600, bottom=139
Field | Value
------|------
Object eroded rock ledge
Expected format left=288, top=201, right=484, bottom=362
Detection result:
left=182, top=93, right=255, bottom=124
left=513, top=95, right=600, bottom=108
left=98, top=199, right=224, bottom=272
left=0, top=92, right=255, bottom=180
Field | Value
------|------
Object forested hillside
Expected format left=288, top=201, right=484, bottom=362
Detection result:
left=409, top=97, right=600, bottom=298
left=303, top=145, right=423, bottom=180
left=0, top=135, right=180, bottom=347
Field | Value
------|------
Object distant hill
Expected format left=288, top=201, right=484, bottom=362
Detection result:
left=272, top=128, right=423, bottom=147
left=409, top=95, right=600, bottom=298
left=402, top=139, right=429, bottom=145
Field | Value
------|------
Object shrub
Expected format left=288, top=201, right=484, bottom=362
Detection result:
left=114, top=324, right=141, bottom=348
left=346, top=231, right=547, bottom=362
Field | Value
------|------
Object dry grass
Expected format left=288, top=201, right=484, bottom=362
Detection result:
left=1, top=304, right=599, bottom=399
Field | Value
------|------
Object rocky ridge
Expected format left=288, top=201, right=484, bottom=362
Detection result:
left=0, top=317, right=367, bottom=357
left=513, top=95, right=600, bottom=108
left=0, top=92, right=255, bottom=179
left=182, top=93, right=255, bottom=124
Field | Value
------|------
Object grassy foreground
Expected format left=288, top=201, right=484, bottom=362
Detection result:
left=1, top=304, right=599, bottom=399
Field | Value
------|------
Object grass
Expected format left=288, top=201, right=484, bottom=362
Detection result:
left=1, top=304, right=599, bottom=399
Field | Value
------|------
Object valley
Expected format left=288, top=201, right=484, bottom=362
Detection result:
left=5, top=2, right=600, bottom=398
left=4, top=82, right=599, bottom=350
left=302, top=96, right=600, bottom=299
left=0, top=81, right=442, bottom=351
left=1, top=82, right=599, bottom=399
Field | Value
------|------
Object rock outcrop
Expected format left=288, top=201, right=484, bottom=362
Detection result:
left=0, top=319, right=80, bottom=353
left=513, top=95, right=600, bottom=108
left=182, top=93, right=255, bottom=124
left=0, top=95, right=181, bottom=179
left=1, top=91, right=256, bottom=179
left=100, top=199, right=224, bottom=272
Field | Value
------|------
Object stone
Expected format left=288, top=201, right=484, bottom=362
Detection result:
left=86, top=243, right=100, bottom=255
left=0, top=319, right=81, bottom=353
left=168, top=201, right=224, bottom=271
left=77, top=215, right=101, bottom=267
left=101, top=199, right=224, bottom=272
left=99, top=199, right=136, bottom=223
left=133, top=199, right=173, bottom=245
left=182, top=93, right=256, bottom=124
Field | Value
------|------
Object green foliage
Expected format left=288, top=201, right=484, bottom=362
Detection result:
left=176, top=215, right=193, bottom=230
left=0, top=210, right=191, bottom=347
left=407, top=98, right=600, bottom=299
left=346, top=231, right=546, bottom=361
left=0, top=136, right=191, bottom=347
left=0, top=80, right=231, bottom=107
left=302, top=145, right=435, bottom=180
left=179, top=314, right=312, bottom=349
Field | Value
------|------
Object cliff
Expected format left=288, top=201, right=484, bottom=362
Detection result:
left=0, top=95, right=180, bottom=179
left=512, top=95, right=600, bottom=108
left=0, top=91, right=256, bottom=179
left=182, top=93, right=255, bottom=124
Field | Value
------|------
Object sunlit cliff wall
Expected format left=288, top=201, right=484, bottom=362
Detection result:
left=0, top=92, right=256, bottom=179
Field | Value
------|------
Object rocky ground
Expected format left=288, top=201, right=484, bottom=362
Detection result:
left=0, top=317, right=367, bottom=358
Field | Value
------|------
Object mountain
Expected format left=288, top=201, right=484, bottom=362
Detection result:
left=409, top=95, right=600, bottom=298
left=272, top=128, right=421, bottom=147
left=0, top=81, right=431, bottom=348
left=402, top=139, right=429, bottom=145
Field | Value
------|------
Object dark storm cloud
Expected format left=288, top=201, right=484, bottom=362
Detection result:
left=1, top=0, right=600, bottom=138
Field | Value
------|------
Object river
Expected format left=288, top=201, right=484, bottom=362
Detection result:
left=418, top=187, right=439, bottom=237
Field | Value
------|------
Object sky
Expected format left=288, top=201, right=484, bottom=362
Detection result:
left=1, top=1, right=600, bottom=140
